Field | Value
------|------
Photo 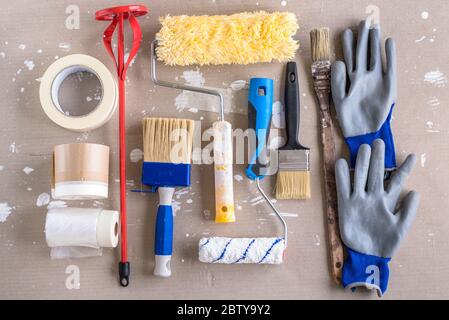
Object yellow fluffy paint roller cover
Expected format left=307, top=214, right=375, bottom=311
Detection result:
left=156, top=11, right=299, bottom=66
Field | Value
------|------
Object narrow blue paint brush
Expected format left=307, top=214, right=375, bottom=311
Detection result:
left=142, top=117, right=195, bottom=277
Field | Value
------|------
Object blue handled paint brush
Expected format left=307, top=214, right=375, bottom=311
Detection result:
left=142, top=117, right=194, bottom=277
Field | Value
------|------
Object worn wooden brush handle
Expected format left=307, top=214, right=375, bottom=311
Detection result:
left=312, top=61, right=344, bottom=285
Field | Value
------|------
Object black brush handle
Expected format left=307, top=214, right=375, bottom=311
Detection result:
left=281, top=62, right=308, bottom=151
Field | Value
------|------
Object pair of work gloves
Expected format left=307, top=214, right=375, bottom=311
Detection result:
left=331, top=20, right=420, bottom=296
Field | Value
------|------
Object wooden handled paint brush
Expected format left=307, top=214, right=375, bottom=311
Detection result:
left=310, top=28, right=344, bottom=285
left=275, top=62, right=311, bottom=200
left=142, top=117, right=194, bottom=277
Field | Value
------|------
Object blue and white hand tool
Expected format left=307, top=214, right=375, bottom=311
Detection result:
left=246, top=78, right=274, bottom=180
left=141, top=117, right=195, bottom=277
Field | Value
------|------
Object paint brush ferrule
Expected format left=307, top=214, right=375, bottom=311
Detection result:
left=311, top=61, right=331, bottom=91
left=311, top=61, right=332, bottom=113
left=278, top=149, right=310, bottom=171
left=142, top=162, right=191, bottom=188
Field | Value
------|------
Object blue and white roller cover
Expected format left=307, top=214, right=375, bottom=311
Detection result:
left=199, top=237, right=285, bottom=264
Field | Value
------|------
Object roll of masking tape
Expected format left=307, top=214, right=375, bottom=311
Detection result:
left=39, top=54, right=117, bottom=132
left=53, top=143, right=110, bottom=200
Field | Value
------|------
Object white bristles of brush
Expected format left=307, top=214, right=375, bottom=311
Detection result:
left=199, top=237, right=285, bottom=264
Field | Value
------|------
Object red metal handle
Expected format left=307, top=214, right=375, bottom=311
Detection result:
left=95, top=4, right=148, bottom=287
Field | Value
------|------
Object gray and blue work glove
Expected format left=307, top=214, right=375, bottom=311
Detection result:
left=332, top=20, right=397, bottom=169
left=335, top=139, right=419, bottom=296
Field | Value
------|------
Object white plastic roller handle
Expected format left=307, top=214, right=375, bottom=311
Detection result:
left=213, top=121, right=235, bottom=223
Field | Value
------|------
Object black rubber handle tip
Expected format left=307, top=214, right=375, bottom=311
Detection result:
left=119, top=262, right=130, bottom=287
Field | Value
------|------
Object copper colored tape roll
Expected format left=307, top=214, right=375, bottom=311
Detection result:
left=55, top=171, right=108, bottom=182
left=53, top=143, right=110, bottom=200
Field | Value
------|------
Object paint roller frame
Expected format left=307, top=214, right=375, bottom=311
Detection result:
left=150, top=40, right=225, bottom=121
left=256, top=178, right=288, bottom=249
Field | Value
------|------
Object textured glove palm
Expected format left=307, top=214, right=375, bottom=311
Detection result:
left=332, top=20, right=397, bottom=169
left=336, top=139, right=420, bottom=296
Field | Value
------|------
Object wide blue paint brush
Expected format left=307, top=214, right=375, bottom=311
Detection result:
left=142, top=117, right=195, bottom=277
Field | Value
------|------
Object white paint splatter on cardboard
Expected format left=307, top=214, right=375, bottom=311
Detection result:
left=58, top=42, right=71, bottom=52
left=9, top=142, right=18, bottom=153
left=47, top=201, right=68, bottom=210
left=129, top=148, right=143, bottom=163
left=23, top=167, right=34, bottom=175
left=272, top=101, right=286, bottom=129
left=421, top=153, right=427, bottom=167
left=174, top=70, right=246, bottom=114
left=36, top=193, right=51, bottom=207
left=229, top=80, right=248, bottom=91
left=424, top=70, right=447, bottom=87
left=24, top=60, right=35, bottom=71
left=0, top=203, right=13, bottom=223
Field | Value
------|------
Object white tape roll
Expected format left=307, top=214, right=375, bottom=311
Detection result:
left=53, top=181, right=108, bottom=200
left=39, top=54, right=117, bottom=132
left=45, top=207, right=119, bottom=249
left=97, top=210, right=119, bottom=248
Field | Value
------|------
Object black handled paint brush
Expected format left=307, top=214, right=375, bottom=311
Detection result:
left=275, top=61, right=311, bottom=200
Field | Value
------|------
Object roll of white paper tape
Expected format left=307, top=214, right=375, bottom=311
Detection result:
left=53, top=181, right=108, bottom=200
left=39, top=54, right=117, bottom=132
left=45, top=207, right=119, bottom=249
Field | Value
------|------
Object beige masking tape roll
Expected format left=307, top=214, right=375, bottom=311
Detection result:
left=39, top=54, right=117, bottom=132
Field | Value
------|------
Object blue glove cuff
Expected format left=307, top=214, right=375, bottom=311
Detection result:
left=345, top=104, right=396, bottom=169
left=342, top=248, right=391, bottom=297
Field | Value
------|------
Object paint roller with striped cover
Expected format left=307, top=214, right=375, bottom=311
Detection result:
left=199, top=78, right=287, bottom=264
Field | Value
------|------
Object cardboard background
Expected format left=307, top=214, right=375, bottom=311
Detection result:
left=0, top=0, right=447, bottom=299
